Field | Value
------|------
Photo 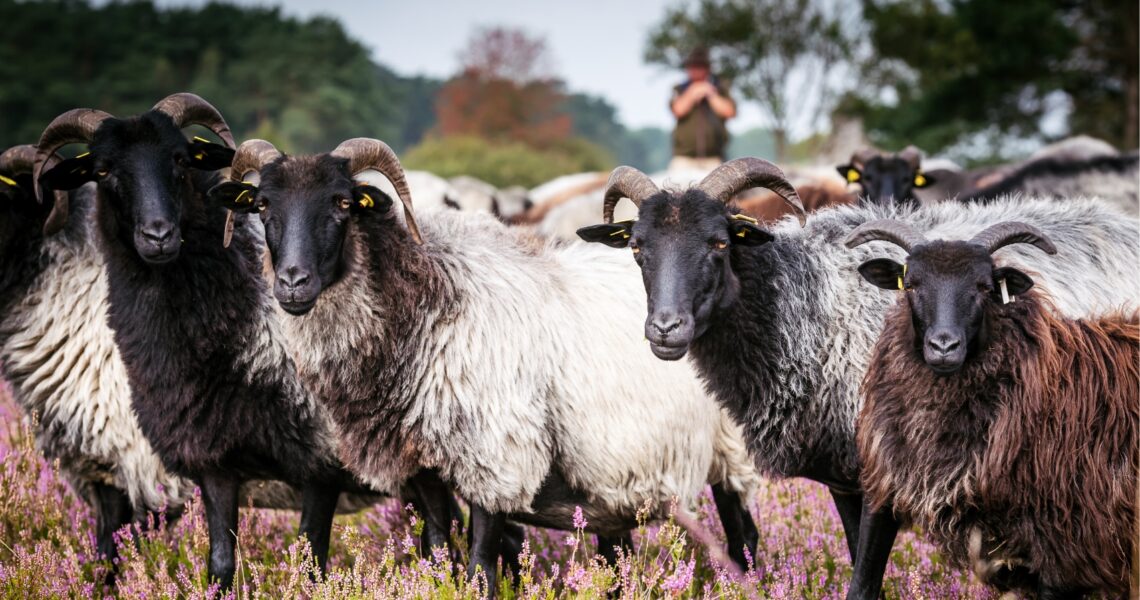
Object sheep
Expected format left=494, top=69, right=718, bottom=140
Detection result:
left=847, top=219, right=1137, bottom=598
left=30, top=94, right=428, bottom=589
left=836, top=146, right=936, bottom=207
left=0, top=141, right=397, bottom=579
left=574, top=159, right=1140, bottom=599
left=958, top=151, right=1139, bottom=215
left=206, top=138, right=764, bottom=592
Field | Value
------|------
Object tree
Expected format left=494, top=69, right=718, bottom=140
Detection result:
left=850, top=0, right=1136, bottom=160
left=645, top=0, right=859, bottom=160
left=434, top=27, right=571, bottom=147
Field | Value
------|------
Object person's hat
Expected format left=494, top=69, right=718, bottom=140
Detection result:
left=682, top=47, right=711, bottom=68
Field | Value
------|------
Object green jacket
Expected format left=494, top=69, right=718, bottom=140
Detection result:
left=671, top=80, right=733, bottom=159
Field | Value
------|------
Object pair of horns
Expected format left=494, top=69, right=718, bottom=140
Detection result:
left=32, top=93, right=235, bottom=201
left=844, top=219, right=1058, bottom=256
left=0, top=145, right=68, bottom=209
left=230, top=137, right=423, bottom=245
left=601, top=158, right=806, bottom=226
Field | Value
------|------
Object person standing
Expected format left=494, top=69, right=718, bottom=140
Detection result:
left=669, top=47, right=736, bottom=171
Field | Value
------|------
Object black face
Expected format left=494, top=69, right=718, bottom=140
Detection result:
left=838, top=156, right=932, bottom=207
left=577, top=190, right=772, bottom=360
left=38, top=112, right=233, bottom=265
left=858, top=241, right=1034, bottom=373
left=207, top=156, right=392, bottom=315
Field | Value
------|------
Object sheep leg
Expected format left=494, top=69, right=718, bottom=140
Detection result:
left=845, top=502, right=899, bottom=600
left=828, top=488, right=864, bottom=562
left=199, top=473, right=240, bottom=591
left=92, top=482, right=132, bottom=585
left=500, top=521, right=524, bottom=584
left=596, top=532, right=633, bottom=566
left=406, top=468, right=459, bottom=557
left=467, top=504, right=505, bottom=595
left=298, top=485, right=340, bottom=576
left=711, top=483, right=759, bottom=571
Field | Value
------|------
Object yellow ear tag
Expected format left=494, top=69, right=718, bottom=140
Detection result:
left=0, top=174, right=17, bottom=187
left=914, top=172, right=926, bottom=187
left=898, top=263, right=907, bottom=290
left=731, top=213, right=759, bottom=224
left=358, top=193, right=374, bottom=208
left=75, top=152, right=91, bottom=159
left=234, top=188, right=253, bottom=205
left=192, top=136, right=212, bottom=144
left=608, top=228, right=626, bottom=237
left=999, top=278, right=1011, bottom=304
left=194, top=152, right=206, bottom=161
left=846, top=169, right=861, bottom=183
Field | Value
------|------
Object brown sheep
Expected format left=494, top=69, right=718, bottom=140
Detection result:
left=848, top=219, right=1138, bottom=598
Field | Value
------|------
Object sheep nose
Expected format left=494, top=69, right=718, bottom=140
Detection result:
left=927, top=332, right=961, bottom=356
left=278, top=266, right=311, bottom=290
left=650, top=313, right=683, bottom=336
left=141, top=220, right=175, bottom=244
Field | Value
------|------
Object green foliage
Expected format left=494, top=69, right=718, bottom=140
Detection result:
left=727, top=127, right=777, bottom=161
left=402, top=136, right=614, bottom=188
left=0, top=0, right=436, bottom=153
left=851, top=0, right=1137, bottom=159
left=562, top=93, right=668, bottom=171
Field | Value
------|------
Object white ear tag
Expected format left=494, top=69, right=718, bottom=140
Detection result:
left=999, top=278, right=1011, bottom=304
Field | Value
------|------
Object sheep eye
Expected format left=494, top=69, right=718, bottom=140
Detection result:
left=256, top=198, right=269, bottom=212
left=712, top=240, right=728, bottom=250
left=337, top=197, right=353, bottom=210
left=629, top=241, right=640, bottom=254
left=96, top=169, right=109, bottom=178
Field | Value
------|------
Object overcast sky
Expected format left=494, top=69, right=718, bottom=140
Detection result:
left=157, top=0, right=770, bottom=132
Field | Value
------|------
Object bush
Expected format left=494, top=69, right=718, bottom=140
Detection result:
left=402, top=136, right=614, bottom=188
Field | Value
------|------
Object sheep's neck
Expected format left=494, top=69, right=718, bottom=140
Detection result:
left=280, top=217, right=451, bottom=492
left=689, top=236, right=863, bottom=487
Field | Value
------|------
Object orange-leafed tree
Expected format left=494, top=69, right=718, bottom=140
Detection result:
left=435, top=27, right=571, bottom=147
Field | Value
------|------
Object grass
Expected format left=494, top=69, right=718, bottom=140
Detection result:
left=0, top=387, right=993, bottom=599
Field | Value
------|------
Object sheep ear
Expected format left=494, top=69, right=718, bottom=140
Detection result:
left=858, top=258, right=904, bottom=290
left=992, top=266, right=1033, bottom=299
left=188, top=138, right=235, bottom=171
left=351, top=184, right=393, bottom=213
left=837, top=164, right=861, bottom=184
left=913, top=170, right=934, bottom=188
left=207, top=181, right=260, bottom=214
left=39, top=154, right=96, bottom=191
left=729, top=216, right=774, bottom=246
left=577, top=222, right=633, bottom=248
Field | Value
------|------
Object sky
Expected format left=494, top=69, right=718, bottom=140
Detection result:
left=157, top=0, right=771, bottom=133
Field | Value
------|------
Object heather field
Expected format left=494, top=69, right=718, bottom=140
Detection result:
left=0, top=388, right=993, bottom=599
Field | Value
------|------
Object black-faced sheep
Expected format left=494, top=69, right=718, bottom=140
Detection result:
left=32, top=94, right=377, bottom=589
left=207, top=138, right=763, bottom=592
left=576, top=159, right=1139, bottom=599
left=848, top=219, right=1137, bottom=598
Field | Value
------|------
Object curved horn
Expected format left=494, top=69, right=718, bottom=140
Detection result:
left=331, top=137, right=422, bottom=244
left=230, top=139, right=282, bottom=184
left=969, top=221, right=1057, bottom=256
left=152, top=92, right=235, bottom=149
left=602, top=166, right=659, bottom=224
left=897, top=145, right=923, bottom=170
left=0, top=145, right=37, bottom=175
left=33, top=108, right=113, bottom=202
left=844, top=219, right=928, bottom=253
left=851, top=147, right=880, bottom=168
left=698, top=157, right=806, bottom=226
left=1, top=144, right=68, bottom=213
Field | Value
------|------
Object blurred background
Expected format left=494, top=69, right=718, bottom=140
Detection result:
left=2, top=0, right=1135, bottom=187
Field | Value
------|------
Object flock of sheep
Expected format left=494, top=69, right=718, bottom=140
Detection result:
left=0, top=91, right=1136, bottom=599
